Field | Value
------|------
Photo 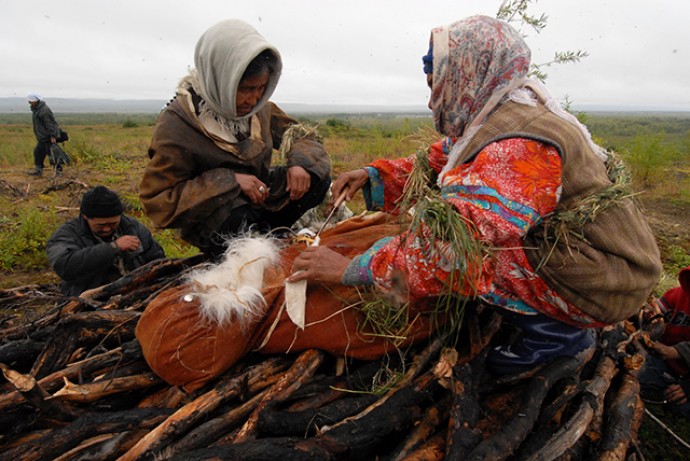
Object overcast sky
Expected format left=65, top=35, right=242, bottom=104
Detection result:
left=2, top=0, right=688, bottom=111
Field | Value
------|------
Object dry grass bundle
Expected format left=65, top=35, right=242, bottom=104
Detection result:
left=542, top=150, right=637, bottom=244
left=278, top=123, right=322, bottom=159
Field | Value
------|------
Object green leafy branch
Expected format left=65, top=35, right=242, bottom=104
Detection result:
left=497, top=0, right=588, bottom=82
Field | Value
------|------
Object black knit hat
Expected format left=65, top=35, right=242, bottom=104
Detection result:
left=80, top=186, right=124, bottom=218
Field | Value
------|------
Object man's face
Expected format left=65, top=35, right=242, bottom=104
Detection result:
left=28, top=100, right=38, bottom=108
left=235, top=72, right=269, bottom=117
left=84, top=215, right=121, bottom=239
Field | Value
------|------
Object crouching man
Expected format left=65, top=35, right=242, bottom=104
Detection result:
left=47, top=186, right=166, bottom=296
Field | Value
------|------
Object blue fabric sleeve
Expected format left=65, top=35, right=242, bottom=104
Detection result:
left=361, top=167, right=385, bottom=211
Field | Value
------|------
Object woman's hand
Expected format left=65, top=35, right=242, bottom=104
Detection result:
left=288, top=246, right=351, bottom=284
left=331, top=169, right=369, bottom=204
left=236, top=173, right=269, bottom=204
left=287, top=166, right=311, bottom=201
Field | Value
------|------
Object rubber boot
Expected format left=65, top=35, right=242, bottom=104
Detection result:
left=488, top=310, right=595, bottom=375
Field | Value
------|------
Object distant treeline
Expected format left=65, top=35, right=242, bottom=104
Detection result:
left=0, top=113, right=161, bottom=126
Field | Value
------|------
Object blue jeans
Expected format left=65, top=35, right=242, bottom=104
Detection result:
left=639, top=353, right=690, bottom=419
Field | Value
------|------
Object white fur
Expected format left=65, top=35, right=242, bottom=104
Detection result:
left=185, top=237, right=281, bottom=326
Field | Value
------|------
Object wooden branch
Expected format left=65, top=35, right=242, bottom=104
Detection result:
left=0, top=408, right=172, bottom=461
left=49, top=372, right=161, bottom=403
left=395, top=432, right=446, bottom=461
left=233, top=349, right=325, bottom=443
left=51, top=429, right=150, bottom=461
left=258, top=393, right=379, bottom=437
left=172, top=387, right=273, bottom=453
left=117, top=357, right=288, bottom=461
left=523, top=355, right=619, bottom=461
left=466, top=344, right=595, bottom=461
left=597, top=353, right=645, bottom=460
left=30, top=310, right=139, bottom=379
left=79, top=255, right=206, bottom=302
left=386, top=398, right=449, bottom=461
left=0, top=362, right=76, bottom=421
left=445, top=362, right=483, bottom=460
left=320, top=337, right=442, bottom=434
left=0, top=340, right=141, bottom=412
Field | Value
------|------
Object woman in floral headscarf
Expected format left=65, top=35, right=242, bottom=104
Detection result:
left=290, top=15, right=662, bottom=374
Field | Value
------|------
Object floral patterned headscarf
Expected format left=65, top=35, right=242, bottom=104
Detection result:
left=429, top=15, right=530, bottom=138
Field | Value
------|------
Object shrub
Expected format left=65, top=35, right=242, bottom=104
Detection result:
left=0, top=208, right=59, bottom=271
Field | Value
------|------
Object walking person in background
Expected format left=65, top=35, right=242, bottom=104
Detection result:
left=139, top=19, right=331, bottom=257
left=46, top=186, right=166, bottom=296
left=27, top=93, right=62, bottom=176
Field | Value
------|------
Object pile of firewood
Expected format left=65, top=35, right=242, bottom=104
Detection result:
left=0, top=256, right=649, bottom=461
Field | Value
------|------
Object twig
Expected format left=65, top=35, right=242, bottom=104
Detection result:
left=643, top=408, right=690, bottom=450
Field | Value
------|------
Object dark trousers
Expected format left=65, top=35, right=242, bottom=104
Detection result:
left=32, top=140, right=53, bottom=170
left=639, top=353, right=690, bottom=418
left=207, top=171, right=330, bottom=256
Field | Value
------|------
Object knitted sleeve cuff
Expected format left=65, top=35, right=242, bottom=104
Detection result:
left=340, top=236, right=394, bottom=286
left=342, top=255, right=373, bottom=285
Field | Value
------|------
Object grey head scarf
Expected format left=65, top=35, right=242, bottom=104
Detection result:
left=194, top=19, right=282, bottom=122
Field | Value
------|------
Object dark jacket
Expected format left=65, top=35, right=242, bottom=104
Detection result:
left=46, top=215, right=166, bottom=296
left=31, top=100, right=60, bottom=142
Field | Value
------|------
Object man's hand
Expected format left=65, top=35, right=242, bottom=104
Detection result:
left=664, top=383, right=689, bottom=405
left=236, top=173, right=269, bottom=204
left=649, top=340, right=681, bottom=361
left=286, top=166, right=311, bottom=201
left=288, top=246, right=351, bottom=284
left=114, top=235, right=141, bottom=252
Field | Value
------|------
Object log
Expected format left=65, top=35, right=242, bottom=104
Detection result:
left=171, top=372, right=441, bottom=461
left=522, top=355, right=619, bottom=461
left=0, top=339, right=142, bottom=412
left=0, top=408, right=172, bottom=461
left=0, top=338, right=45, bottom=371
left=397, top=432, right=446, bottom=461
left=0, top=298, right=89, bottom=342
left=116, top=357, right=289, bottom=461
left=385, top=398, right=449, bottom=461
left=50, top=372, right=161, bottom=403
left=232, top=349, right=325, bottom=442
left=169, top=436, right=338, bottom=461
left=0, top=363, right=76, bottom=421
left=315, top=372, right=441, bottom=459
left=30, top=310, right=139, bottom=379
left=171, top=387, right=273, bottom=453
left=597, top=354, right=645, bottom=460
left=466, top=344, right=596, bottom=461
left=258, top=393, right=379, bottom=437
left=52, top=429, right=150, bottom=461
left=79, top=255, right=206, bottom=303
left=319, top=338, right=442, bottom=434
left=444, top=362, right=483, bottom=459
